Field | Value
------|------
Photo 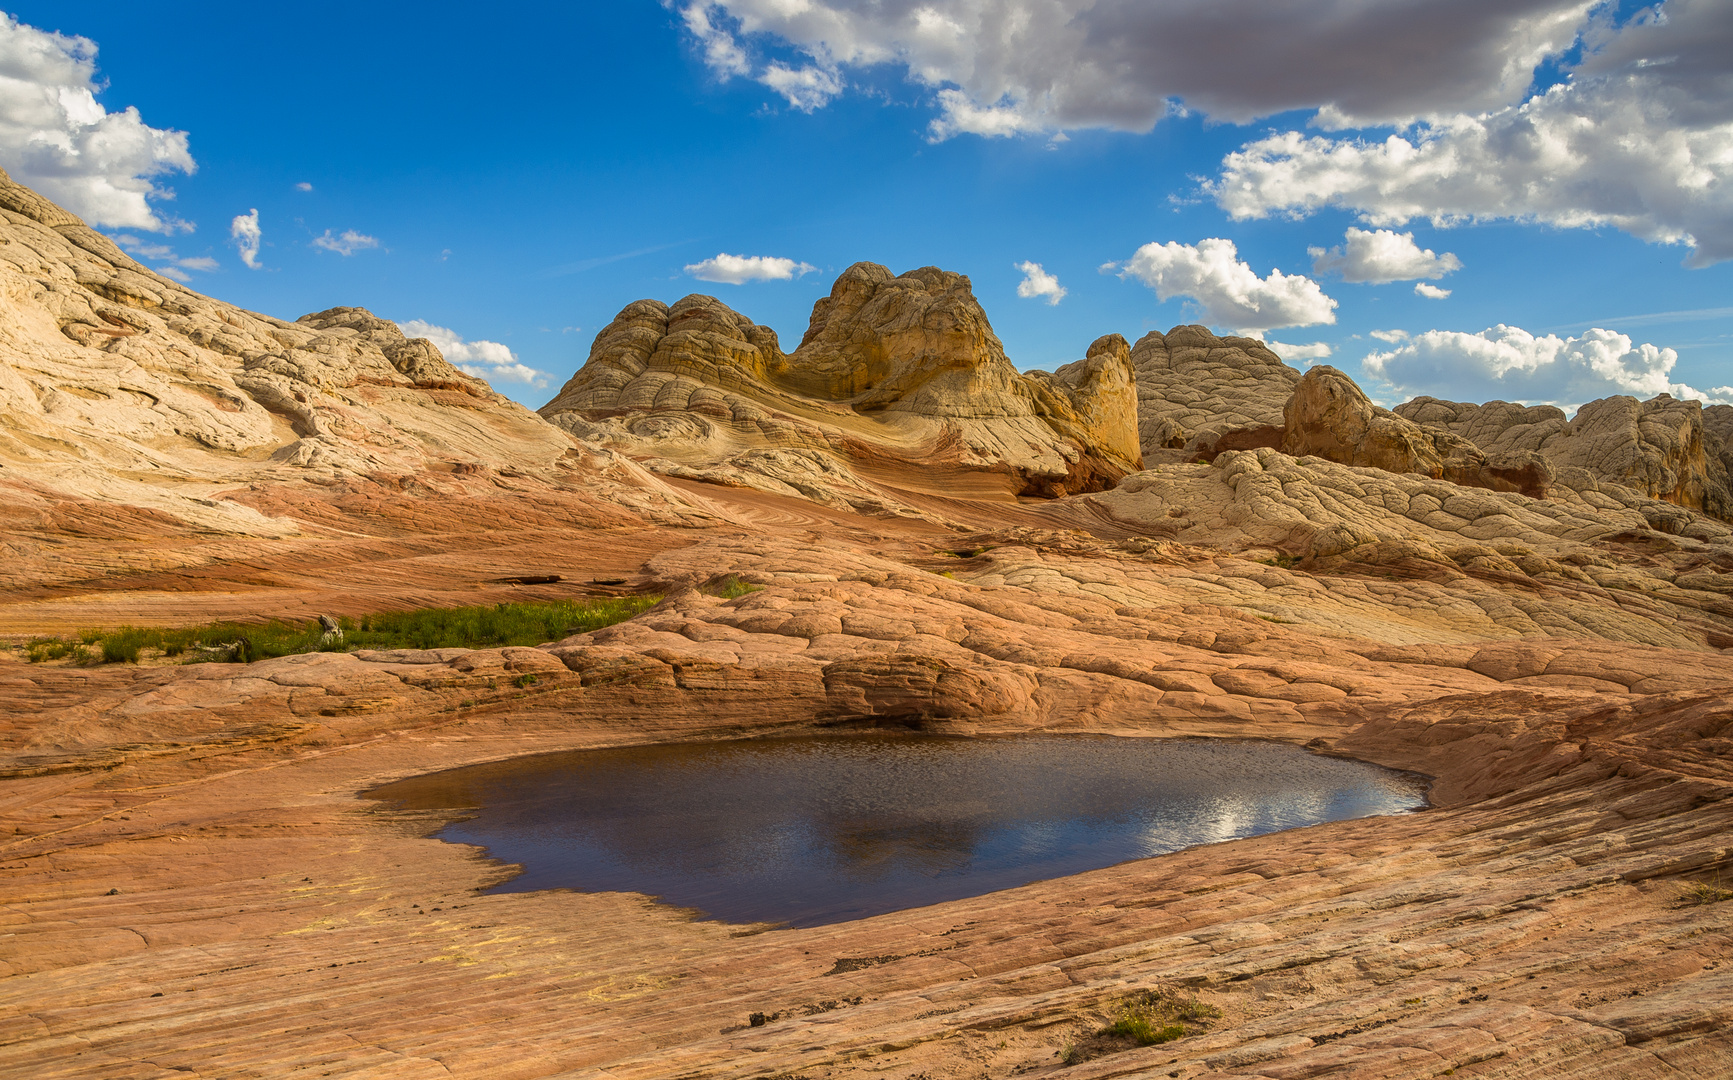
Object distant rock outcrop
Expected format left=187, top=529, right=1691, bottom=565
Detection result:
left=1283, top=366, right=1551, bottom=497
left=1397, top=392, right=1732, bottom=521
left=0, top=166, right=697, bottom=548
left=542, top=263, right=1142, bottom=507
left=1130, top=325, right=1297, bottom=462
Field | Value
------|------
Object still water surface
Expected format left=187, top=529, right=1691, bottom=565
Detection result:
left=366, top=734, right=1428, bottom=927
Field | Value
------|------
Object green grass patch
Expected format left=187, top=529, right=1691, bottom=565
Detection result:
left=1064, top=988, right=1221, bottom=1064
left=22, top=596, right=661, bottom=666
left=705, top=575, right=761, bottom=599
left=1106, top=988, right=1220, bottom=1044
left=1104, top=1016, right=1185, bottom=1045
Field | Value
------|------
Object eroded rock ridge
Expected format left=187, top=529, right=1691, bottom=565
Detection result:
left=0, top=170, right=1730, bottom=1080
left=540, top=263, right=1142, bottom=505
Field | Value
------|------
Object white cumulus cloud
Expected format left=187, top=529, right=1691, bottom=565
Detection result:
left=1262, top=339, right=1333, bottom=361
left=395, top=319, right=550, bottom=388
left=1015, top=261, right=1065, bottom=305
left=0, top=14, right=194, bottom=231
left=1364, top=324, right=1730, bottom=408
left=1209, top=0, right=1733, bottom=265
left=1114, top=238, right=1337, bottom=333
left=311, top=229, right=379, bottom=256
left=230, top=209, right=261, bottom=269
left=675, top=0, right=1593, bottom=137
left=684, top=252, right=816, bottom=284
left=1309, top=228, right=1461, bottom=283
left=1414, top=282, right=1452, bottom=299
left=676, top=2, right=1731, bottom=267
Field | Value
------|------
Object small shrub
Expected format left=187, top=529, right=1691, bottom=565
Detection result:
left=1258, top=554, right=1301, bottom=569
left=99, top=627, right=155, bottom=664
left=1104, top=1015, right=1185, bottom=1045
left=1677, top=877, right=1733, bottom=905
left=515, top=673, right=539, bottom=688
left=1062, top=987, right=1221, bottom=1065
left=707, top=575, right=760, bottom=600
left=25, top=637, right=74, bottom=663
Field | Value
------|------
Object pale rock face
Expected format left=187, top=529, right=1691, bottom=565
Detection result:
left=1027, top=332, right=1142, bottom=469
left=1705, top=404, right=1733, bottom=494
left=541, top=263, right=1142, bottom=507
left=1077, top=444, right=1733, bottom=624
left=0, top=167, right=699, bottom=540
left=1396, top=392, right=1733, bottom=521
left=1130, top=325, right=1307, bottom=464
left=1282, top=366, right=1550, bottom=497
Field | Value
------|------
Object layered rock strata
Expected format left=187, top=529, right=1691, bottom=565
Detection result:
left=540, top=264, right=1142, bottom=506
left=0, top=167, right=717, bottom=595
left=1130, top=325, right=1298, bottom=462
left=1284, top=366, right=1552, bottom=497
left=0, top=168, right=1731, bottom=1080
left=1398, top=391, right=1733, bottom=520
left=2, top=531, right=1730, bottom=1080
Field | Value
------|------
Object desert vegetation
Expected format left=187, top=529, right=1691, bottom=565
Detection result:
left=1062, top=987, right=1223, bottom=1064
left=1677, top=876, right=1733, bottom=905
left=19, top=596, right=660, bottom=665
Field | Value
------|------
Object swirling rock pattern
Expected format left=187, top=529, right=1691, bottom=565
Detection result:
left=0, top=171, right=1730, bottom=1080
left=541, top=263, right=1143, bottom=505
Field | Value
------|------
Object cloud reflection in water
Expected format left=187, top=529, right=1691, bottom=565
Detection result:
left=367, top=734, right=1427, bottom=927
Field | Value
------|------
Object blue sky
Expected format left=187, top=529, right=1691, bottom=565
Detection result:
left=3, top=1, right=1729, bottom=412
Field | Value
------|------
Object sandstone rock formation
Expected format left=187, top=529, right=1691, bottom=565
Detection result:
left=1707, top=402, right=1733, bottom=477
left=1130, top=324, right=1298, bottom=461
left=541, top=263, right=1142, bottom=506
left=1284, top=366, right=1552, bottom=497
left=1, top=166, right=1731, bottom=1080
left=3, top=530, right=1731, bottom=1079
left=1398, top=391, right=1733, bottom=520
left=0, top=166, right=717, bottom=595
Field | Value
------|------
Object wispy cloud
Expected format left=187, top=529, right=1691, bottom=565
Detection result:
left=1559, top=306, right=1733, bottom=330
left=542, top=240, right=692, bottom=277
left=115, top=233, right=219, bottom=280
left=1262, top=338, right=1332, bottom=361
left=311, top=229, right=379, bottom=256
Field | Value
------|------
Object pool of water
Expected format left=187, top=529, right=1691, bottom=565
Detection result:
left=365, top=734, right=1428, bottom=927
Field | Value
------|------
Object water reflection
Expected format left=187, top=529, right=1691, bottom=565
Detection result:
left=366, top=734, right=1428, bottom=927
